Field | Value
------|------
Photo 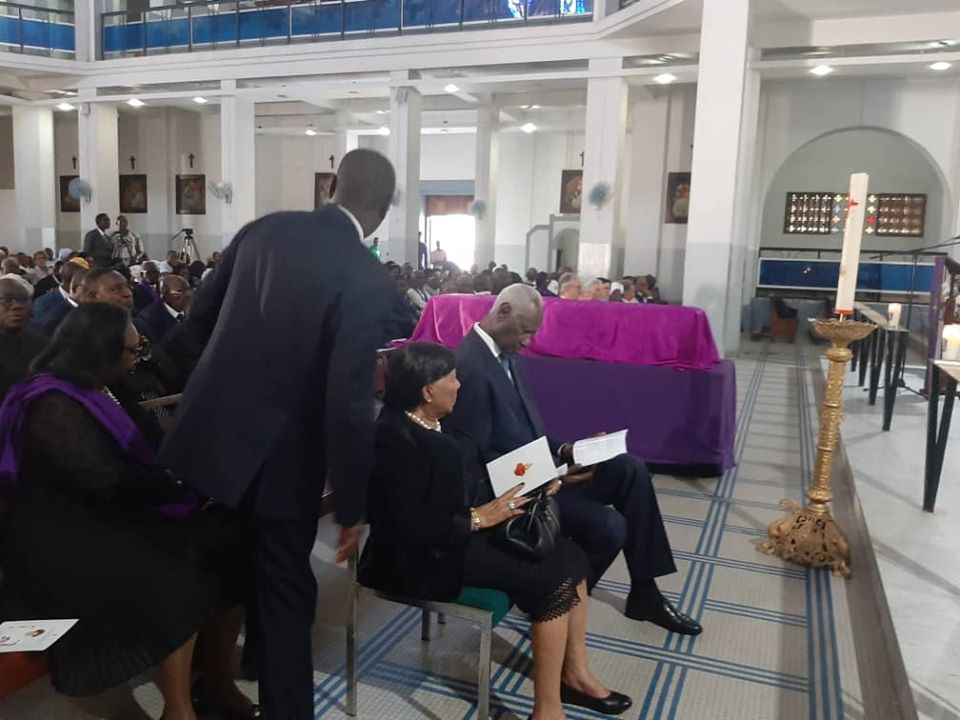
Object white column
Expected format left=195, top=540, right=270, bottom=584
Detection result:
left=12, top=106, right=57, bottom=251
left=333, top=111, right=359, bottom=168
left=78, top=98, right=120, bottom=234
left=474, top=105, right=499, bottom=268
left=578, top=57, right=627, bottom=279
left=74, top=0, right=98, bottom=61
left=220, top=83, right=256, bottom=249
left=387, top=71, right=421, bottom=265
left=681, top=0, right=755, bottom=356
left=622, top=90, right=668, bottom=277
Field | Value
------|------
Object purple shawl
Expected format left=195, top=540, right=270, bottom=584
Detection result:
left=0, top=374, right=196, bottom=518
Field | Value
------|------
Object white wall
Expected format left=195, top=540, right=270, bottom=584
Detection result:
left=54, top=113, right=80, bottom=249
left=254, top=132, right=338, bottom=217
left=757, top=77, right=960, bottom=249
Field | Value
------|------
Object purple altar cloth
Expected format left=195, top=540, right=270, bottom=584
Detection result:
left=520, top=355, right=737, bottom=473
left=408, top=295, right=721, bottom=371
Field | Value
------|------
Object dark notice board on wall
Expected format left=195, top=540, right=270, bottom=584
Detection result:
left=783, top=191, right=926, bottom=238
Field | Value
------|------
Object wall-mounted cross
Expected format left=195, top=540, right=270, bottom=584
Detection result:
left=130, top=156, right=136, bottom=171
left=329, top=154, right=335, bottom=170
left=579, top=151, right=584, bottom=167
left=188, top=153, right=195, bottom=169
left=71, top=156, right=77, bottom=170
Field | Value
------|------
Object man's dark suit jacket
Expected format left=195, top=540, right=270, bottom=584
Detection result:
left=157, top=206, right=397, bottom=524
left=82, top=229, right=113, bottom=267
left=137, top=301, right=179, bottom=343
left=448, top=328, right=563, bottom=466
left=30, top=292, right=72, bottom=336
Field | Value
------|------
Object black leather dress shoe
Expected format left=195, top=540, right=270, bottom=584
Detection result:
left=625, top=595, right=703, bottom=635
left=560, top=684, right=632, bottom=715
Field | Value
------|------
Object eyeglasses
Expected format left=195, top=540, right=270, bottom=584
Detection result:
left=0, top=295, right=31, bottom=307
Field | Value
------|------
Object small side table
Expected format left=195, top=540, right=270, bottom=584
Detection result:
left=924, top=360, right=960, bottom=512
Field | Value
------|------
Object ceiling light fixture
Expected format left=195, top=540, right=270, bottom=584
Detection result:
left=521, top=122, right=537, bottom=134
left=810, top=65, right=834, bottom=77
left=377, top=126, right=391, bottom=136
left=305, top=128, right=318, bottom=136
left=530, top=104, right=541, bottom=109
left=654, top=73, right=677, bottom=85
left=126, top=98, right=145, bottom=107
left=56, top=102, right=75, bottom=111
left=193, top=96, right=208, bottom=104
left=444, top=83, right=460, bottom=93
left=929, top=61, right=952, bottom=71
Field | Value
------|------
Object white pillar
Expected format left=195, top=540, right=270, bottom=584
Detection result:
left=78, top=98, right=120, bottom=235
left=12, top=106, right=57, bottom=251
left=578, top=57, right=627, bottom=279
left=334, top=111, right=358, bottom=167
left=74, top=0, right=97, bottom=61
left=622, top=89, right=669, bottom=278
left=220, top=84, right=256, bottom=249
left=474, top=105, right=499, bottom=268
left=681, top=0, right=755, bottom=356
left=387, top=72, right=421, bottom=265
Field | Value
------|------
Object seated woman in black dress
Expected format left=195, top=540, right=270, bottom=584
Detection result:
left=360, top=342, right=631, bottom=720
left=0, top=303, right=256, bottom=720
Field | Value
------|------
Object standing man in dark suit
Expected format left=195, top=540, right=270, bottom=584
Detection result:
left=448, top=284, right=702, bottom=636
left=83, top=213, right=114, bottom=267
left=158, top=149, right=399, bottom=719
left=137, top=274, right=192, bottom=343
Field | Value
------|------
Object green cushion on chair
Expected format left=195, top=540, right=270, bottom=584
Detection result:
left=454, top=587, right=513, bottom=627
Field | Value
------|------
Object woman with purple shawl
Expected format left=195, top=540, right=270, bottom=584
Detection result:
left=0, top=304, right=257, bottom=720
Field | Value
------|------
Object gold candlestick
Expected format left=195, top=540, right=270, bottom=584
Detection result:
left=759, top=318, right=876, bottom=578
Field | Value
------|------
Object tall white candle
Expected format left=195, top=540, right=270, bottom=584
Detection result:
left=888, top=303, right=902, bottom=328
left=943, top=324, right=960, bottom=362
left=835, top=173, right=869, bottom=315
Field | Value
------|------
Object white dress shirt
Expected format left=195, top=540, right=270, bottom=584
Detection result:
left=164, top=302, right=184, bottom=321
left=60, top=286, right=78, bottom=308
left=336, top=205, right=365, bottom=241
left=473, top=323, right=512, bottom=382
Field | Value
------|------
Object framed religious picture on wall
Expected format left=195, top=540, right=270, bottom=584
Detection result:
left=119, top=174, right=148, bottom=214
left=59, top=175, right=80, bottom=213
left=176, top=174, right=206, bottom=215
left=314, top=172, right=337, bottom=209
left=559, top=169, right=583, bottom=215
left=664, top=172, right=691, bottom=224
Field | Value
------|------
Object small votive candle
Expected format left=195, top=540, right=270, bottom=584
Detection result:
left=888, top=303, right=902, bottom=328
left=943, top=324, right=960, bottom=362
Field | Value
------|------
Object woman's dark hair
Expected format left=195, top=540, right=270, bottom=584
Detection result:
left=30, top=303, right=131, bottom=388
left=383, top=342, right=456, bottom=413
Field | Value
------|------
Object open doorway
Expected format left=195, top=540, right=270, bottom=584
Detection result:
left=423, top=194, right=475, bottom=270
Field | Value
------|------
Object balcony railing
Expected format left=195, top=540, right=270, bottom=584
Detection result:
left=101, top=0, right=591, bottom=57
left=0, top=2, right=74, bottom=56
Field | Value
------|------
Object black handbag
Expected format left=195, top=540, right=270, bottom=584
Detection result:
left=491, top=488, right=561, bottom=561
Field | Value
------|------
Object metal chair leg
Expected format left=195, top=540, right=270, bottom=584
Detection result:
left=346, top=555, right=359, bottom=716
left=477, top=616, right=492, bottom=720
left=421, top=609, right=431, bottom=641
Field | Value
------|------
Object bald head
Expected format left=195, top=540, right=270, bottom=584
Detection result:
left=161, top=273, right=193, bottom=313
left=479, top=283, right=544, bottom=356
left=0, top=277, right=33, bottom=333
left=332, top=149, right=396, bottom=238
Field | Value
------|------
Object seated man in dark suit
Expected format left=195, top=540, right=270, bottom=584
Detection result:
left=138, top=275, right=193, bottom=343
left=448, top=284, right=702, bottom=635
left=0, top=277, right=47, bottom=400
left=31, top=261, right=87, bottom=336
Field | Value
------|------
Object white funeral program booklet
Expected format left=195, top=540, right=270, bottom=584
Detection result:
left=0, top=619, right=78, bottom=653
left=572, top=429, right=629, bottom=467
left=487, top=437, right=565, bottom=497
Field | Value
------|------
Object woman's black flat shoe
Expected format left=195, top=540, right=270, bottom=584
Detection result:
left=560, top=683, right=632, bottom=715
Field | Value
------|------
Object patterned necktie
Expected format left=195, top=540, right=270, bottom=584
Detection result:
left=499, top=354, right=512, bottom=380
left=176, top=313, right=185, bottom=323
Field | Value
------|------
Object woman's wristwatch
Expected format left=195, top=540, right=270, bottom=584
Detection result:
left=469, top=507, right=482, bottom=532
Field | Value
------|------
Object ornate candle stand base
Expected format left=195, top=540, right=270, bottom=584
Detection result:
left=759, top=318, right=876, bottom=579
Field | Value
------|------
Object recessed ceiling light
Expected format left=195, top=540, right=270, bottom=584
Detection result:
left=521, top=122, right=537, bottom=134
left=930, top=61, right=952, bottom=71
left=810, top=65, right=834, bottom=77
left=377, top=126, right=390, bottom=136
left=126, top=98, right=145, bottom=107
left=529, top=104, right=541, bottom=109
left=654, top=73, right=677, bottom=85
left=305, top=128, right=317, bottom=136
left=192, top=96, right=208, bottom=104
left=444, top=84, right=459, bottom=94
left=375, top=109, right=387, bottom=114
left=56, top=102, right=75, bottom=111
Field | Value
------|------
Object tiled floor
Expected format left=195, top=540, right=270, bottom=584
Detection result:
left=1, top=341, right=881, bottom=719
left=840, top=360, right=960, bottom=720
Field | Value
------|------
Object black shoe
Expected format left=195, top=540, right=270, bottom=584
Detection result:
left=625, top=594, right=703, bottom=635
left=560, top=684, right=632, bottom=715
